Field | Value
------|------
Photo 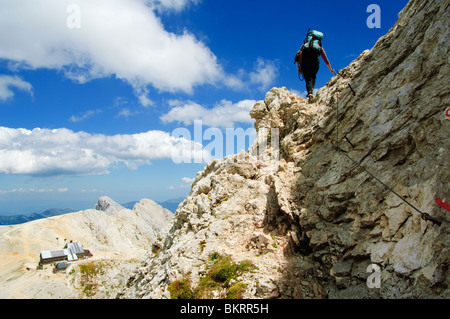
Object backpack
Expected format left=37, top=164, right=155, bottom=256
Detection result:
left=302, top=29, right=323, bottom=56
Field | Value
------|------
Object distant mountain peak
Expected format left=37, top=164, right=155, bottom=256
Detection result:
left=94, top=196, right=126, bottom=215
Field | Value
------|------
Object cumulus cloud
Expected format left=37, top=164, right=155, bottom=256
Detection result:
left=249, top=58, right=279, bottom=91
left=0, top=126, right=210, bottom=176
left=0, top=75, right=33, bottom=102
left=0, top=1, right=279, bottom=105
left=218, top=58, right=279, bottom=92
left=0, top=0, right=229, bottom=103
left=160, top=99, right=256, bottom=128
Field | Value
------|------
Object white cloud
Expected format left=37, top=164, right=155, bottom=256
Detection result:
left=0, top=75, right=33, bottom=102
left=249, top=58, right=279, bottom=91
left=0, top=1, right=279, bottom=105
left=0, top=126, right=209, bottom=176
left=218, top=58, right=279, bottom=92
left=0, top=188, right=62, bottom=195
left=160, top=99, right=256, bottom=128
left=138, top=93, right=154, bottom=108
left=182, top=177, right=195, bottom=183
left=151, top=0, right=202, bottom=12
left=70, top=109, right=102, bottom=123
left=288, top=88, right=303, bottom=97
left=113, top=96, right=129, bottom=107
left=115, top=108, right=140, bottom=119
left=0, top=0, right=230, bottom=102
left=289, top=88, right=318, bottom=98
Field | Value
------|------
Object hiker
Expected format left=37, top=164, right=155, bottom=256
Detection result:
left=295, top=29, right=335, bottom=100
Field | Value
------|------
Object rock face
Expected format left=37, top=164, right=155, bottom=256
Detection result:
left=0, top=197, right=173, bottom=298
left=121, top=0, right=449, bottom=299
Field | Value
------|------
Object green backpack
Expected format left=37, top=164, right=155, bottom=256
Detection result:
left=302, top=29, right=323, bottom=55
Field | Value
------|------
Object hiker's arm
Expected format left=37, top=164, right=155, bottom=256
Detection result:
left=296, top=47, right=303, bottom=75
left=321, top=48, right=335, bottom=74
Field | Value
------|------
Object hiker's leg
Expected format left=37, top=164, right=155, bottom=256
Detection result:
left=310, top=61, right=320, bottom=94
left=302, top=56, right=319, bottom=96
left=305, top=74, right=314, bottom=96
left=311, top=75, right=317, bottom=93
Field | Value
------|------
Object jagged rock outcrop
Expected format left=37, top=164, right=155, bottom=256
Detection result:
left=120, top=0, right=449, bottom=299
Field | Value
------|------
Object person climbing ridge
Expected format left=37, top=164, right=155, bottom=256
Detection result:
left=295, top=29, right=335, bottom=102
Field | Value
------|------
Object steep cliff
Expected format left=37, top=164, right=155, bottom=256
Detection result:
left=121, top=0, right=449, bottom=299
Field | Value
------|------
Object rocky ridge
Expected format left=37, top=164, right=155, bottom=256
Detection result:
left=120, top=0, right=449, bottom=299
left=0, top=196, right=173, bottom=298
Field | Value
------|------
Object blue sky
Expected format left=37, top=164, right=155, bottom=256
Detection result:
left=0, top=0, right=408, bottom=214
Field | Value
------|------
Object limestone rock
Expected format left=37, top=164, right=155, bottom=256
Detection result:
left=0, top=196, right=173, bottom=298
left=94, top=196, right=125, bottom=215
left=120, top=0, right=449, bottom=299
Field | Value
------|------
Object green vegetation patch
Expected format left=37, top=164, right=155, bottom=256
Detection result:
left=168, top=253, right=255, bottom=299
left=168, top=278, right=194, bottom=299
left=227, top=282, right=247, bottom=299
left=79, top=261, right=105, bottom=297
